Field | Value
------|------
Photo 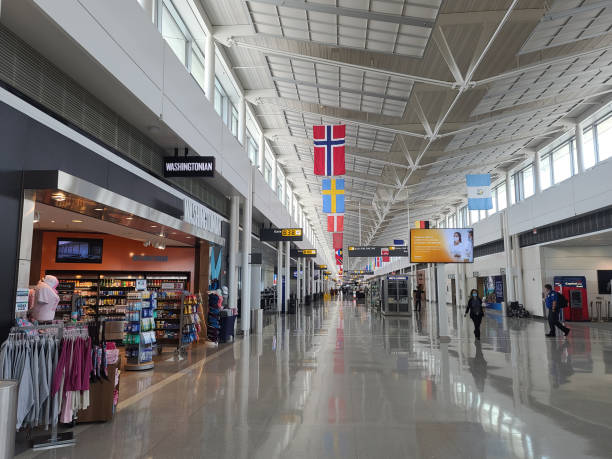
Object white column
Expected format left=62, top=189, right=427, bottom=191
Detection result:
left=240, top=168, right=253, bottom=332
left=301, top=258, right=306, bottom=302
left=284, top=241, right=291, bottom=311
left=503, top=210, right=515, bottom=306
left=257, top=132, right=265, bottom=172
left=17, top=191, right=35, bottom=291
left=228, top=195, right=240, bottom=310
left=575, top=123, right=585, bottom=174
left=204, top=33, right=215, bottom=101
left=533, top=150, right=542, bottom=194
left=276, top=241, right=283, bottom=312
left=237, top=98, right=246, bottom=146
left=310, top=259, right=315, bottom=298
left=436, top=264, right=450, bottom=339
left=512, top=234, right=525, bottom=306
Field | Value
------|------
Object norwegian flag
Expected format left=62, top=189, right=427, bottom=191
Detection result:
left=382, top=249, right=390, bottom=263
left=333, top=232, right=343, bottom=249
left=327, top=214, right=344, bottom=232
left=313, top=125, right=346, bottom=176
left=335, top=249, right=343, bottom=265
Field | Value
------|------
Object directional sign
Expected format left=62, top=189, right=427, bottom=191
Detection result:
left=290, top=248, right=317, bottom=258
left=261, top=228, right=303, bottom=241
left=347, top=246, right=382, bottom=257
left=388, top=246, right=410, bottom=257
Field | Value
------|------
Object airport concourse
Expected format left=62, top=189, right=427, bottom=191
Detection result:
left=2, top=0, right=612, bottom=458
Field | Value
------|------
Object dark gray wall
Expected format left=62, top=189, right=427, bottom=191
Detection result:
left=0, top=101, right=188, bottom=339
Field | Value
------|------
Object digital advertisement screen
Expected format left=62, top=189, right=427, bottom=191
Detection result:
left=410, top=228, right=474, bottom=263
left=56, top=238, right=103, bottom=263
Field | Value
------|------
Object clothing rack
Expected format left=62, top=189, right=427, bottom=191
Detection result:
left=11, top=322, right=88, bottom=450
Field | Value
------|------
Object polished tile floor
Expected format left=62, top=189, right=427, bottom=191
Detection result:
left=16, top=299, right=612, bottom=458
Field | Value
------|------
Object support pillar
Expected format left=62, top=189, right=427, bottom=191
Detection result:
left=533, top=150, right=542, bottom=194
left=284, top=241, right=290, bottom=312
left=575, top=123, right=585, bottom=174
left=436, top=264, right=450, bottom=340
left=203, top=34, right=215, bottom=101
left=503, top=210, right=516, bottom=308
left=240, top=168, right=253, bottom=332
left=228, top=195, right=240, bottom=311
left=271, top=157, right=277, bottom=192
left=505, top=171, right=513, bottom=207
left=301, top=257, right=306, bottom=303
left=277, top=240, right=283, bottom=312
left=17, top=191, right=35, bottom=291
left=512, top=234, right=524, bottom=306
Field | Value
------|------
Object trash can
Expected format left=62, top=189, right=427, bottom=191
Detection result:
left=0, top=380, right=18, bottom=459
left=219, top=315, right=237, bottom=343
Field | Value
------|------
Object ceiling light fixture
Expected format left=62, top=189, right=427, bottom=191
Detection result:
left=51, top=192, right=66, bottom=202
left=150, top=225, right=158, bottom=228
left=126, top=216, right=133, bottom=220
left=72, top=219, right=83, bottom=223
left=94, top=208, right=104, bottom=211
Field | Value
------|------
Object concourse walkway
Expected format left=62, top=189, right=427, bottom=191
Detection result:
left=17, top=300, right=612, bottom=459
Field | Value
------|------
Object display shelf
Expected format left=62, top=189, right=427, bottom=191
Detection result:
left=123, top=291, right=156, bottom=371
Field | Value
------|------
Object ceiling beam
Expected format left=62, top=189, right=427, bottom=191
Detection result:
left=437, top=8, right=545, bottom=25
left=433, top=27, right=465, bottom=86
left=244, top=0, right=436, bottom=28
left=226, top=40, right=456, bottom=89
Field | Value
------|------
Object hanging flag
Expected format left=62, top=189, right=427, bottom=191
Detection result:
left=382, top=249, right=390, bottom=263
left=414, top=220, right=430, bottom=229
left=322, top=179, right=345, bottom=213
left=327, top=214, right=344, bottom=232
left=333, top=232, right=343, bottom=249
left=466, top=174, right=493, bottom=210
left=375, top=257, right=381, bottom=268
left=313, top=125, right=346, bottom=176
left=335, top=248, right=343, bottom=265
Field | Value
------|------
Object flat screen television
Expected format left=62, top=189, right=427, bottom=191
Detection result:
left=597, top=270, right=612, bottom=294
left=410, top=228, right=474, bottom=263
left=56, top=238, right=103, bottom=263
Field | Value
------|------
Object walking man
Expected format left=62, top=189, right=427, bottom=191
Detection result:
left=414, top=284, right=423, bottom=312
left=544, top=284, right=570, bottom=338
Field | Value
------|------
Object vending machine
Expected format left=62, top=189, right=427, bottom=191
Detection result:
left=553, top=276, right=589, bottom=321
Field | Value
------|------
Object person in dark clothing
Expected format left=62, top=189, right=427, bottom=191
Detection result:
left=413, top=284, right=423, bottom=311
left=544, top=284, right=570, bottom=337
left=465, top=289, right=484, bottom=340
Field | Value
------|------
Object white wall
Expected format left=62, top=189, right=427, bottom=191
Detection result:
left=521, top=245, right=544, bottom=316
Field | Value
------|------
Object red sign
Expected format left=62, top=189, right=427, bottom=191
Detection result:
left=382, top=249, right=390, bottom=263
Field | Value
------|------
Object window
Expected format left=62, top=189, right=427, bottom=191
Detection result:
left=264, top=159, right=272, bottom=186
left=213, top=79, right=225, bottom=120
left=540, top=154, right=552, bottom=190
left=552, top=143, right=572, bottom=183
left=161, top=4, right=187, bottom=65
left=497, top=182, right=507, bottom=211
left=458, top=206, right=467, bottom=227
left=583, top=127, right=597, bottom=169
left=190, top=47, right=206, bottom=90
left=470, top=209, right=479, bottom=224
left=230, top=105, right=239, bottom=137
left=276, top=167, right=285, bottom=201
left=596, top=115, right=612, bottom=161
left=286, top=186, right=293, bottom=212
left=522, top=165, right=534, bottom=199
left=509, top=175, right=516, bottom=205
left=246, top=130, right=258, bottom=165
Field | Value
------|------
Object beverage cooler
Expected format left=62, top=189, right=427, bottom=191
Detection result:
left=382, top=276, right=411, bottom=316
left=554, top=276, right=589, bottom=321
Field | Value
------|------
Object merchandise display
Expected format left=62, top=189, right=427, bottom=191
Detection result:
left=123, top=291, right=157, bottom=371
left=182, top=294, right=203, bottom=345
left=207, top=290, right=223, bottom=344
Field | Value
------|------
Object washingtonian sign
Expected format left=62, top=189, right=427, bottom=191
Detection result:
left=183, top=197, right=223, bottom=237
left=164, top=156, right=215, bottom=177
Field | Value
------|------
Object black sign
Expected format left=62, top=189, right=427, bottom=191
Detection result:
left=347, top=246, right=382, bottom=257
left=163, top=156, right=215, bottom=178
left=132, top=255, right=168, bottom=262
left=261, top=228, right=303, bottom=241
left=388, top=246, right=410, bottom=257
left=346, top=270, right=374, bottom=276
left=250, top=253, right=262, bottom=264
left=290, top=248, right=317, bottom=257
left=57, top=282, right=75, bottom=292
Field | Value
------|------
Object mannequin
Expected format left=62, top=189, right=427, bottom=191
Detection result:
left=29, top=275, right=60, bottom=321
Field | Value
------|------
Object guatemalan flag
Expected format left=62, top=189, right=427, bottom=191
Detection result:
left=327, top=214, right=344, bottom=232
left=313, top=125, right=346, bottom=176
left=466, top=174, right=493, bottom=210
left=322, top=179, right=345, bottom=213
left=335, top=249, right=343, bottom=266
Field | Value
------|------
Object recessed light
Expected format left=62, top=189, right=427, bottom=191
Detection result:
left=51, top=220, right=55, bottom=223
left=150, top=225, right=157, bottom=228
left=72, top=219, right=83, bottom=223
left=94, top=208, right=104, bottom=211
left=186, top=236, right=192, bottom=239
left=126, top=217, right=133, bottom=220
left=171, top=232, right=177, bottom=235
left=51, top=192, right=66, bottom=202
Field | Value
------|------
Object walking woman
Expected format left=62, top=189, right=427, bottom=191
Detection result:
left=465, top=289, right=485, bottom=340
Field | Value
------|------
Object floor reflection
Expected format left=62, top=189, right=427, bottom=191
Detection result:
left=17, top=299, right=612, bottom=459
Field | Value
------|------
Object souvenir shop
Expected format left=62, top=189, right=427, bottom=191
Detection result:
left=1, top=170, right=229, bottom=450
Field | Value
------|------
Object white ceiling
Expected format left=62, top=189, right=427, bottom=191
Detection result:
left=202, top=0, right=612, bottom=263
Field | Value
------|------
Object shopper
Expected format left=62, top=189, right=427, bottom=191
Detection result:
left=465, top=289, right=484, bottom=340
left=413, top=284, right=423, bottom=311
left=544, top=284, right=571, bottom=338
